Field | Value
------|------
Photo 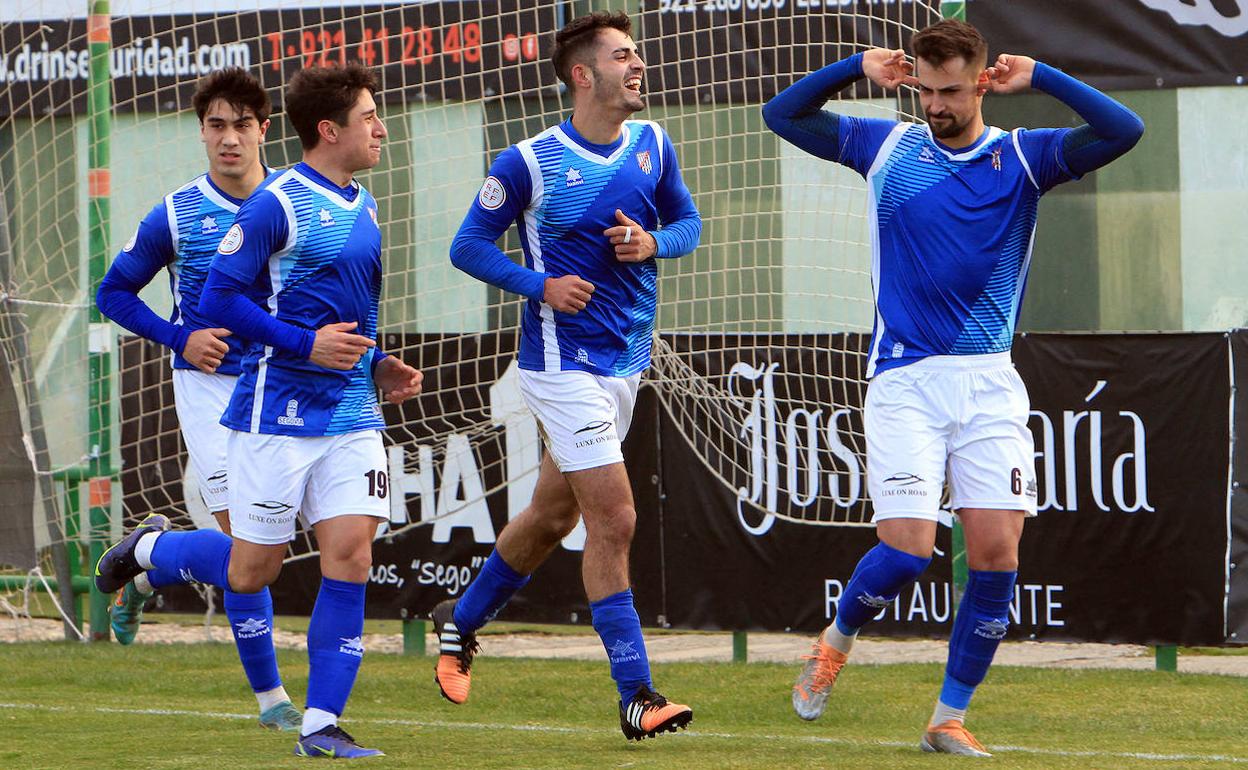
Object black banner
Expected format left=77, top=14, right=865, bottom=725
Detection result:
left=0, top=2, right=557, bottom=117
left=638, top=0, right=941, bottom=104
left=120, top=331, right=1239, bottom=645
left=967, top=0, right=1248, bottom=90
left=1229, top=330, right=1248, bottom=644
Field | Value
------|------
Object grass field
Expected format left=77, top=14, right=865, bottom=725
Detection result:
left=2, top=640, right=1246, bottom=769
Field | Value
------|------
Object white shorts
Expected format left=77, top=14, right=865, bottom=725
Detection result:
left=227, top=429, right=389, bottom=545
left=172, top=368, right=236, bottom=513
left=865, top=352, right=1037, bottom=522
left=517, top=368, right=641, bottom=473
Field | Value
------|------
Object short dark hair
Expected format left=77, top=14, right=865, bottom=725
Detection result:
left=911, top=19, right=988, bottom=70
left=551, top=11, right=632, bottom=89
left=191, top=67, right=271, bottom=124
left=284, top=64, right=379, bottom=150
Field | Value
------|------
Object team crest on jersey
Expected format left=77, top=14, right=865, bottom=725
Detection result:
left=991, top=146, right=1003, bottom=171
left=218, top=223, right=243, bottom=255
left=200, top=215, right=218, bottom=235
left=565, top=167, right=584, bottom=187
left=635, top=150, right=652, bottom=175
left=123, top=227, right=138, bottom=252
left=478, top=176, right=506, bottom=210
left=368, top=207, right=378, bottom=226
left=318, top=207, right=335, bottom=227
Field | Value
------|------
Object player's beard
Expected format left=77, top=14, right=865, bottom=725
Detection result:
left=592, top=65, right=644, bottom=114
left=926, top=110, right=969, bottom=140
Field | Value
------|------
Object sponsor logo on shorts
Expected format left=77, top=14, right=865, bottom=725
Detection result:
left=234, top=617, right=271, bottom=639
left=206, top=469, right=228, bottom=496
left=974, top=618, right=1008, bottom=640
left=339, top=636, right=365, bottom=657
left=575, top=348, right=591, bottom=364
left=1025, top=479, right=1038, bottom=498
left=277, top=398, right=305, bottom=427
left=573, top=420, right=617, bottom=449
left=607, top=639, right=640, bottom=664
left=249, top=500, right=294, bottom=526
left=575, top=420, right=613, bottom=436
left=880, top=472, right=927, bottom=497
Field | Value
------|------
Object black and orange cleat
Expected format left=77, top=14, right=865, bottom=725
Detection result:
left=432, top=599, right=479, bottom=704
left=619, top=685, right=693, bottom=741
left=94, top=514, right=170, bottom=594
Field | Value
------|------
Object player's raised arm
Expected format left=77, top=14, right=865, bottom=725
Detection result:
left=450, top=147, right=596, bottom=314
left=989, top=54, right=1144, bottom=177
left=762, top=49, right=913, bottom=162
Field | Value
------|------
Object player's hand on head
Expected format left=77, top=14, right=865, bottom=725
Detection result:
left=309, top=320, right=376, bottom=371
left=604, top=209, right=657, bottom=263
left=183, top=327, right=232, bottom=374
left=985, top=54, right=1036, bottom=94
left=862, top=48, right=916, bottom=91
left=375, top=356, right=423, bottom=405
left=543, top=275, right=595, bottom=315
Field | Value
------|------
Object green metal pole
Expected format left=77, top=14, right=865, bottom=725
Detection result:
left=86, top=0, right=113, bottom=642
left=940, top=1, right=967, bottom=21
left=0, top=574, right=95, bottom=594
left=951, top=517, right=967, bottom=613
left=402, top=613, right=426, bottom=656
left=1155, top=645, right=1177, bottom=672
left=732, top=631, right=748, bottom=663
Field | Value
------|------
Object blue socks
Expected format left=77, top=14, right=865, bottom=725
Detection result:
left=144, top=565, right=184, bottom=590
left=148, top=529, right=232, bottom=588
left=941, top=570, right=1017, bottom=709
left=305, top=577, right=367, bottom=718
left=224, top=588, right=283, bottom=695
left=453, top=551, right=531, bottom=634
left=834, top=541, right=932, bottom=633
left=590, top=589, right=651, bottom=702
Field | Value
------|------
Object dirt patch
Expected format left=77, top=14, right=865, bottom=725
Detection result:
left=4, top=615, right=1245, bottom=676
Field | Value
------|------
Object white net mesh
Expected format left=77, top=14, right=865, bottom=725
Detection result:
left=0, top=1, right=942, bottom=609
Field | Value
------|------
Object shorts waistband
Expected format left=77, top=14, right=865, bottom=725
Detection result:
left=902, top=352, right=1013, bottom=373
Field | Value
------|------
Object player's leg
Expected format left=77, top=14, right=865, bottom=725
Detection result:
left=922, top=358, right=1034, bottom=756
left=433, top=452, right=578, bottom=704
left=793, top=365, right=945, bottom=720
left=293, top=431, right=387, bottom=759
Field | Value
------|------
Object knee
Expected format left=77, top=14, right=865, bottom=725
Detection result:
left=967, top=544, right=1019, bottom=572
left=228, top=564, right=279, bottom=594
left=322, top=544, right=373, bottom=583
left=586, top=504, right=635, bottom=547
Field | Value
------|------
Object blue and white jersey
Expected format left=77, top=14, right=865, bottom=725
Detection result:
left=835, top=117, right=1076, bottom=377
left=111, top=173, right=258, bottom=374
left=211, top=162, right=384, bottom=436
left=462, top=119, right=699, bottom=377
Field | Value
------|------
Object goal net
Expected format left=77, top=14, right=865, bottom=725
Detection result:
left=0, top=0, right=941, bottom=629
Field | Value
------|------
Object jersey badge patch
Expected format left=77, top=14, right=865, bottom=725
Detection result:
left=991, top=146, right=1002, bottom=172
left=123, top=227, right=138, bottom=252
left=919, top=146, right=936, bottom=164
left=318, top=207, right=335, bottom=227
left=636, top=150, right=652, bottom=175
left=478, top=176, right=506, bottom=210
left=218, top=223, right=244, bottom=255
left=200, top=215, right=218, bottom=235
left=566, top=167, right=584, bottom=187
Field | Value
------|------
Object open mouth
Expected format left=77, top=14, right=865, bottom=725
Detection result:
left=624, top=77, right=642, bottom=93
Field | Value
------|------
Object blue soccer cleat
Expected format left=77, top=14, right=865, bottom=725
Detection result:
left=294, top=725, right=384, bottom=759
left=109, top=582, right=153, bottom=645
left=259, top=700, right=303, bottom=732
left=94, top=514, right=171, bottom=594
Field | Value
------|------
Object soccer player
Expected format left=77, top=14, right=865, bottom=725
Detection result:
left=763, top=20, right=1143, bottom=756
left=96, top=63, right=422, bottom=759
left=438, top=11, right=701, bottom=741
left=94, top=68, right=302, bottom=731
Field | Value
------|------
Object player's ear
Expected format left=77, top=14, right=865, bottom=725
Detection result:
left=258, top=118, right=271, bottom=140
left=317, top=118, right=338, bottom=145
left=976, top=70, right=990, bottom=96
left=571, top=61, right=593, bottom=91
